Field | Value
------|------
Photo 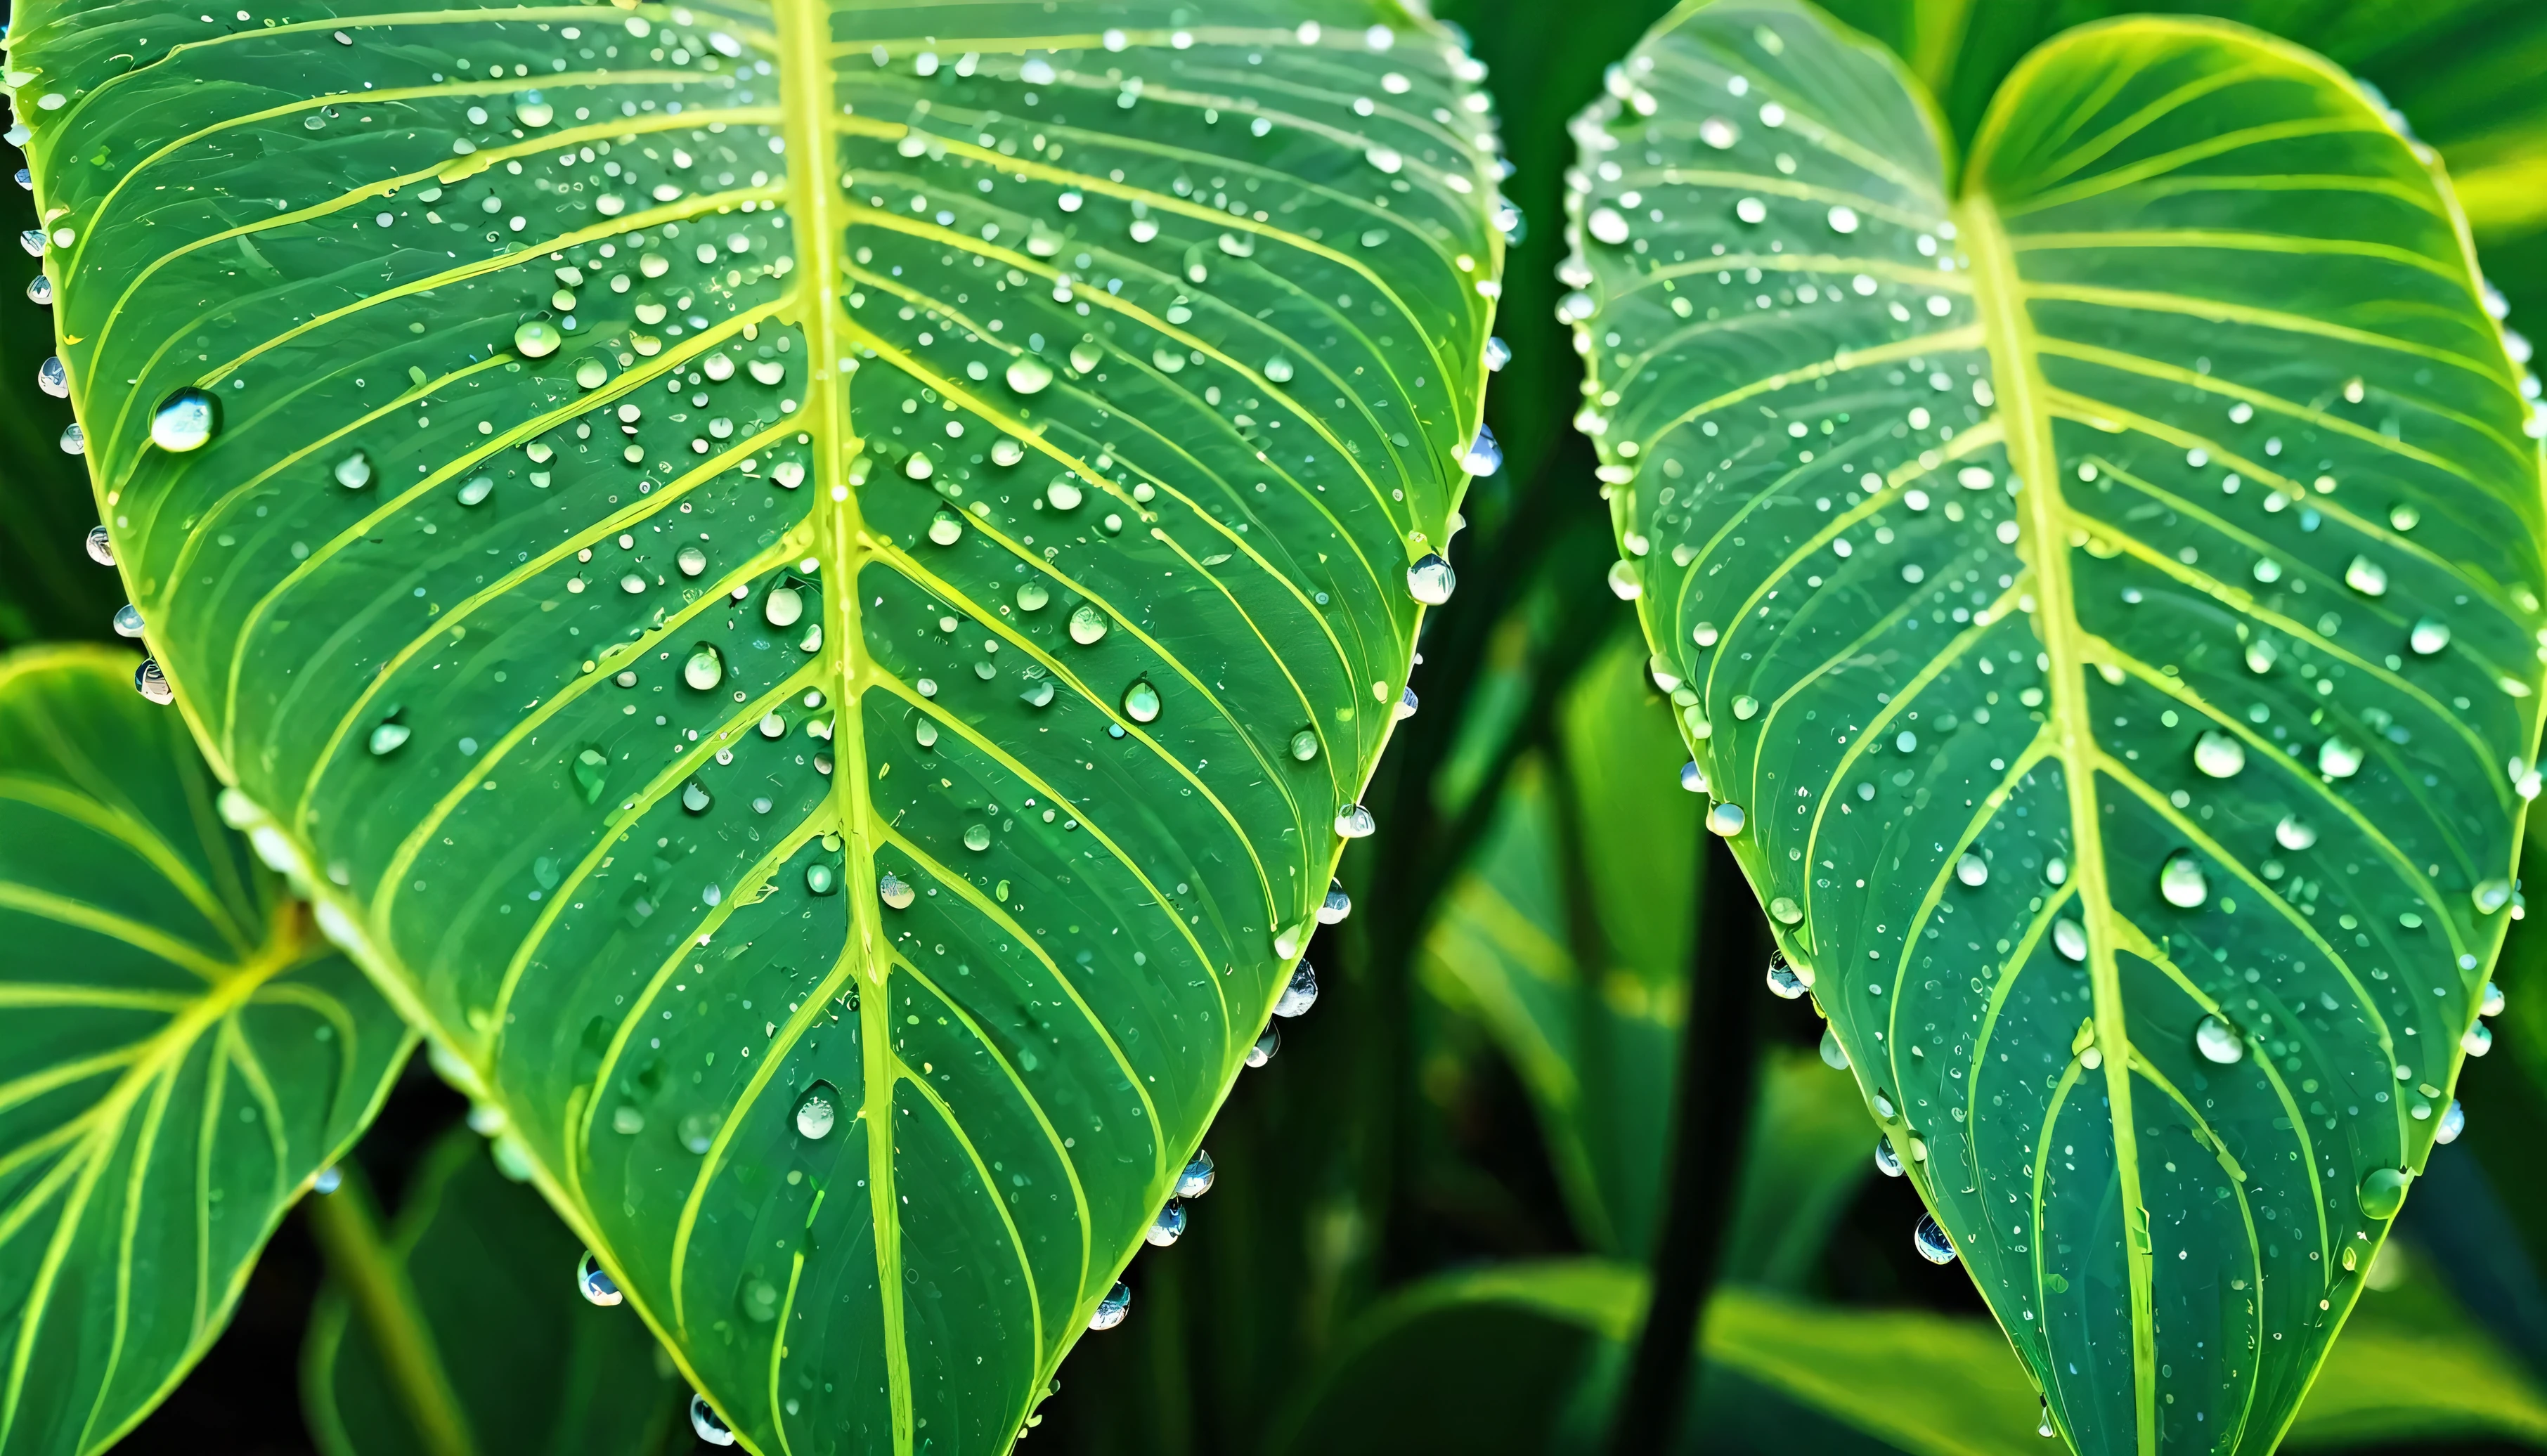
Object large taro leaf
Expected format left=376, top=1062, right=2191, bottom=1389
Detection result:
left=0, top=644, right=413, bottom=1456
left=6, top=1, right=1503, bottom=1450
left=1564, top=3, right=2546, bottom=1453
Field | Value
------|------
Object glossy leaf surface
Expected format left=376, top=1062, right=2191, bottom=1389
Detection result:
left=8, top=1, right=1501, bottom=1450
left=1569, top=4, right=2544, bottom=1452
left=303, top=1129, right=687, bottom=1456
left=0, top=645, right=411, bottom=1456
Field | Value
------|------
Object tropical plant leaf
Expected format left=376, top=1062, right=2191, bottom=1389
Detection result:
left=303, top=1126, right=688, bottom=1456
left=1567, top=4, right=2545, bottom=1453
left=0, top=644, right=413, bottom=1456
left=7, top=2, right=1502, bottom=1450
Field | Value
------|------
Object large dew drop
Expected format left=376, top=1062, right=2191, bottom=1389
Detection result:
left=1069, top=604, right=1108, bottom=644
left=1874, top=1135, right=1903, bottom=1178
left=1335, top=803, right=1376, bottom=838
left=1274, top=961, right=1319, bottom=1017
left=1819, top=1027, right=1848, bottom=1070
left=1763, top=949, right=1806, bottom=999
left=691, top=1395, right=737, bottom=1446
left=1006, top=356, right=1054, bottom=394
left=2275, top=814, right=2316, bottom=851
left=150, top=387, right=218, bottom=452
left=113, top=603, right=144, bottom=639
left=1176, top=1150, right=1217, bottom=1199
left=576, top=1250, right=622, bottom=1306
left=1146, top=1200, right=1187, bottom=1247
left=1406, top=553, right=1456, bottom=604
left=334, top=450, right=372, bottom=490
left=2193, top=1014, right=2243, bottom=1065
left=1291, top=729, right=1319, bottom=762
left=2317, top=737, right=2364, bottom=779
left=1016, top=581, right=1049, bottom=611
left=514, top=320, right=563, bottom=358
left=2436, top=1100, right=2466, bottom=1144
left=2193, top=731, right=2245, bottom=779
left=2052, top=918, right=2087, bottom=962
left=1089, top=1282, right=1132, bottom=1331
left=763, top=587, right=804, bottom=628
left=2357, top=1167, right=2409, bottom=1220
left=2410, top=617, right=2451, bottom=655
left=37, top=355, right=66, bottom=396
left=793, top=1081, right=839, bottom=1140
left=1955, top=853, right=1988, bottom=887
left=1912, top=1213, right=1958, bottom=1264
left=2159, top=852, right=2208, bottom=908
left=1459, top=426, right=1502, bottom=476
left=368, top=721, right=410, bottom=756
left=575, top=358, right=609, bottom=389
left=805, top=862, right=838, bottom=896
left=1706, top=802, right=1745, bottom=837
left=1320, top=880, right=1352, bottom=924
left=86, top=525, right=114, bottom=566
left=878, top=871, right=915, bottom=909
left=1121, top=678, right=1161, bottom=723
left=1246, top=1022, right=1281, bottom=1067
left=134, top=659, right=174, bottom=704
left=684, top=645, right=725, bottom=690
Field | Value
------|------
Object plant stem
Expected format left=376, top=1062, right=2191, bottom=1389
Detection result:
left=1606, top=833, right=1769, bottom=1454
left=304, top=1167, right=478, bottom=1456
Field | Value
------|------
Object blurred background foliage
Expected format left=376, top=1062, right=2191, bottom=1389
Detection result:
left=7, top=0, right=2547, bottom=1451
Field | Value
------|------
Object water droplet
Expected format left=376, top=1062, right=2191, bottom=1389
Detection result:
left=1871, top=1090, right=1896, bottom=1119
left=2357, top=1167, right=2409, bottom=1219
left=1006, top=356, right=1054, bottom=394
left=1146, top=1200, right=1187, bottom=1247
left=1735, top=197, right=1767, bottom=224
left=145, top=386, right=219, bottom=453
left=805, top=862, right=838, bottom=895
left=2275, top=814, right=2316, bottom=851
left=749, top=358, right=786, bottom=386
left=1680, top=760, right=1708, bottom=793
left=1121, top=678, right=1161, bottom=723
left=1246, top=1022, right=1281, bottom=1067
left=2464, top=1022, right=2493, bottom=1057
left=2044, top=857, right=2068, bottom=885
left=2345, top=556, right=2388, bottom=596
left=928, top=507, right=963, bottom=545
left=368, top=721, right=410, bottom=756
left=576, top=1250, right=621, bottom=1306
left=1459, top=425, right=1503, bottom=476
left=19, top=230, right=45, bottom=257
left=1587, top=207, right=1630, bottom=246
left=2194, top=1014, right=2243, bottom=1064
left=134, top=659, right=173, bottom=704
left=86, top=526, right=114, bottom=566
left=2436, top=1100, right=2465, bottom=1144
left=1045, top=477, right=1083, bottom=510
left=1069, top=604, right=1108, bottom=644
left=676, top=545, right=707, bottom=577
left=334, top=451, right=372, bottom=489
left=1607, top=559, right=1642, bottom=600
left=2245, top=639, right=2277, bottom=674
left=879, top=871, right=915, bottom=909
left=1769, top=896, right=1802, bottom=925
left=1290, top=729, right=1320, bottom=762
left=1484, top=336, right=1511, bottom=371
left=1699, top=116, right=1741, bottom=148
left=2159, top=852, right=2208, bottom=908
left=1913, top=1213, right=1957, bottom=1264
left=35, top=355, right=67, bottom=398
left=112, top=602, right=144, bottom=638
left=691, top=1394, right=737, bottom=1446
left=1706, top=802, right=1745, bottom=837
left=2317, top=738, right=2364, bottom=778
left=59, top=423, right=84, bottom=455
left=458, top=475, right=494, bottom=507
left=1319, top=880, right=1352, bottom=923
left=575, top=358, right=609, bottom=389
left=1956, top=853, right=1988, bottom=887
left=1819, top=1027, right=1848, bottom=1070
left=1765, top=950, right=1807, bottom=999
left=763, top=587, right=804, bottom=628
left=2411, top=617, right=2451, bottom=654
left=1732, top=695, right=1760, bottom=721
left=571, top=747, right=609, bottom=804
left=1274, top=961, right=1319, bottom=1016
left=2475, top=878, right=2513, bottom=914
left=1090, top=1281, right=1132, bottom=1330
left=2193, top=731, right=2245, bottom=778
left=2484, top=981, right=2506, bottom=1018
left=1177, top=1150, right=1217, bottom=1199
left=511, top=320, right=562, bottom=358
left=1406, top=552, right=1456, bottom=604
left=516, top=95, right=555, bottom=127
left=682, top=780, right=712, bottom=814
left=1335, top=804, right=1375, bottom=838
left=25, top=273, right=51, bottom=305
left=793, top=1081, right=839, bottom=1139
left=1016, top=581, right=1049, bottom=611
left=1827, top=205, right=1860, bottom=234
left=684, top=645, right=725, bottom=690
left=1874, top=1135, right=1903, bottom=1178
left=2052, top=918, right=2087, bottom=961
left=2039, top=1399, right=2056, bottom=1439
left=961, top=823, right=992, bottom=853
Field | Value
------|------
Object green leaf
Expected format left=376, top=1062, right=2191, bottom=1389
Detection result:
left=1569, top=4, right=2545, bottom=1453
left=8, top=4, right=1503, bottom=1450
left=303, top=1128, right=688, bottom=1456
left=0, top=644, right=413, bottom=1456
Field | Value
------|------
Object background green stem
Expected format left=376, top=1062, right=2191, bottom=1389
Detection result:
left=302, top=1169, right=478, bottom=1456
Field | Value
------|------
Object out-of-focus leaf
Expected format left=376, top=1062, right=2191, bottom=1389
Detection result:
left=1574, top=4, right=2543, bottom=1451
left=1720, top=1048, right=1877, bottom=1292
left=0, top=644, right=412, bottom=1456
left=302, top=1128, right=686, bottom=1456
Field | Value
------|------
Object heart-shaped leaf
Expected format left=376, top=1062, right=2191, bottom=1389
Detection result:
left=0, top=645, right=412, bottom=1456
left=1567, top=2, right=2543, bottom=1450
left=9, top=3, right=1502, bottom=1448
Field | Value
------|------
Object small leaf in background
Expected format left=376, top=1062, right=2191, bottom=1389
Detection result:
left=302, top=1128, right=687, bottom=1456
left=1570, top=1, right=2544, bottom=1451
left=0, top=645, right=412, bottom=1456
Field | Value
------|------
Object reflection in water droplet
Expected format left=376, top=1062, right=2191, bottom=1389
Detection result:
left=928, top=508, right=963, bottom=545
left=1874, top=1136, right=1903, bottom=1178
left=678, top=1111, right=719, bottom=1155
left=368, top=721, right=410, bottom=756
left=1680, top=760, right=1708, bottom=794
left=2436, top=1100, right=2465, bottom=1144
left=1706, top=802, right=1745, bottom=837
left=1046, top=478, right=1083, bottom=510
left=2194, top=1015, right=2243, bottom=1065
left=2193, top=731, right=2245, bottom=779
left=2052, top=918, right=2087, bottom=962
left=2484, top=981, right=2507, bottom=1018
left=1274, top=962, right=1319, bottom=1017
left=1291, top=729, right=1319, bottom=762
left=2357, top=1167, right=2409, bottom=1220
left=86, top=526, right=114, bottom=566
left=2344, top=556, right=2388, bottom=596
left=1768, top=896, right=1801, bottom=925
left=676, top=545, right=707, bottom=577
left=2411, top=618, right=2451, bottom=655
left=691, top=1394, right=736, bottom=1445
left=577, top=1250, right=622, bottom=1306
left=879, top=872, right=915, bottom=909
left=763, top=587, right=805, bottom=629
left=516, top=96, right=555, bottom=127
left=2464, top=1022, right=2493, bottom=1057
left=2317, top=738, right=2364, bottom=778
left=1146, top=1200, right=1187, bottom=1247
left=1335, top=804, right=1375, bottom=838
left=1819, top=1027, right=1848, bottom=1070
left=1246, top=1022, right=1281, bottom=1067
left=1089, top=1282, right=1132, bottom=1331
left=681, top=781, right=711, bottom=814
left=1006, top=356, right=1054, bottom=394
left=334, top=451, right=372, bottom=489
left=112, top=603, right=144, bottom=638
left=1176, top=1150, right=1217, bottom=1199
left=2275, top=814, right=2316, bottom=851
left=1072, top=343, right=1104, bottom=374
left=458, top=476, right=493, bottom=506
left=1122, top=678, right=1161, bottom=723
left=2159, top=852, right=2208, bottom=908
left=1912, top=1214, right=1957, bottom=1264
left=1069, top=604, right=1108, bottom=644
left=1955, top=853, right=1988, bottom=887
left=1459, top=426, right=1503, bottom=476
left=684, top=646, right=725, bottom=690
left=793, top=1081, right=838, bottom=1140
left=1765, top=949, right=1807, bottom=999
left=127, top=660, right=169, bottom=705
left=1318, top=880, right=1352, bottom=924
left=576, top=358, right=609, bottom=389
left=1016, top=581, right=1049, bottom=611
left=37, top=355, right=66, bottom=396
left=805, top=862, right=837, bottom=895
left=1406, top=552, right=1456, bottom=604
left=151, top=387, right=218, bottom=452
left=964, top=824, right=992, bottom=852
left=514, top=320, right=562, bottom=358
